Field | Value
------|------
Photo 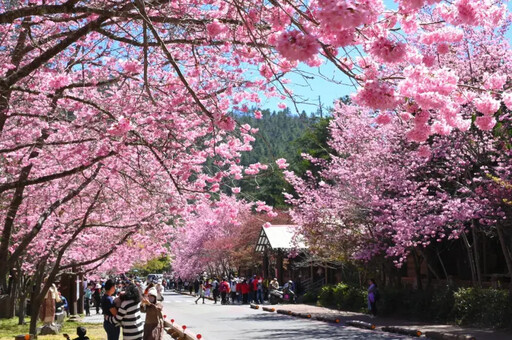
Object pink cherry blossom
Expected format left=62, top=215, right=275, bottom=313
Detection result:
left=474, top=93, right=500, bottom=116
left=276, top=158, right=289, bottom=169
left=275, top=30, right=320, bottom=62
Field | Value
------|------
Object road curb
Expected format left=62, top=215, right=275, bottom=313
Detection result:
left=166, top=320, right=203, bottom=340
left=345, top=320, right=376, bottom=330
left=290, top=311, right=311, bottom=319
left=314, top=315, right=341, bottom=323
left=424, top=331, right=476, bottom=340
left=381, top=326, right=422, bottom=337
left=276, top=309, right=293, bottom=315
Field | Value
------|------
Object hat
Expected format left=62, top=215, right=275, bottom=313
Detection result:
left=95, top=284, right=101, bottom=289
left=148, top=287, right=158, bottom=297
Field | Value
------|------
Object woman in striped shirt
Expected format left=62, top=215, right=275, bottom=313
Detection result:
left=115, top=284, right=144, bottom=340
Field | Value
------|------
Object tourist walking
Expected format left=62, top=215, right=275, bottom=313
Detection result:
left=102, top=279, right=119, bottom=340
left=195, top=281, right=206, bottom=304
left=115, top=284, right=144, bottom=340
left=204, top=280, right=211, bottom=298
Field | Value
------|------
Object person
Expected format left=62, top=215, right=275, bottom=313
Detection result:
left=230, top=279, right=237, bottom=304
left=269, top=278, right=279, bottom=291
left=64, top=326, right=90, bottom=340
left=177, top=277, right=183, bottom=292
left=102, top=279, right=119, bottom=340
left=204, top=280, right=211, bottom=298
left=367, top=279, right=378, bottom=318
left=74, top=327, right=90, bottom=340
left=84, top=284, right=92, bottom=316
left=248, top=275, right=255, bottom=303
left=39, top=283, right=60, bottom=325
left=219, top=278, right=230, bottom=304
left=188, top=280, right=193, bottom=295
left=240, top=279, right=249, bottom=304
left=135, top=280, right=144, bottom=297
left=283, top=280, right=295, bottom=302
left=93, top=283, right=102, bottom=314
left=195, top=281, right=206, bottom=304
left=193, top=279, right=199, bottom=296
left=115, top=283, right=144, bottom=340
left=56, top=290, right=68, bottom=317
left=212, top=278, right=219, bottom=304
left=155, top=280, right=164, bottom=301
left=256, top=276, right=264, bottom=304
left=142, top=287, right=165, bottom=340
left=144, top=281, right=155, bottom=296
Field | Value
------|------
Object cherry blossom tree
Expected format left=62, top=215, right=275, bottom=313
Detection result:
left=2, top=0, right=512, bottom=331
left=285, top=100, right=512, bottom=287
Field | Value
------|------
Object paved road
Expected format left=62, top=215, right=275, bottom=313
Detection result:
left=161, top=292, right=414, bottom=340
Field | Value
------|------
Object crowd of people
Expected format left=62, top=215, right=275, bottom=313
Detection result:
left=84, top=277, right=166, bottom=340
left=175, top=275, right=295, bottom=305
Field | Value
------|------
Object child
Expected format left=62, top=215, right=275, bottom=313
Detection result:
left=64, top=326, right=90, bottom=340
left=141, top=287, right=165, bottom=340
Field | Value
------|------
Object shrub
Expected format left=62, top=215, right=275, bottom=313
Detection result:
left=317, top=283, right=366, bottom=312
left=378, top=285, right=455, bottom=322
left=318, top=283, right=511, bottom=328
left=453, top=287, right=511, bottom=328
left=318, top=285, right=335, bottom=307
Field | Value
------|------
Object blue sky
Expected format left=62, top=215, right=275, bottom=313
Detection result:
left=259, top=0, right=398, bottom=114
left=260, top=0, right=512, bottom=115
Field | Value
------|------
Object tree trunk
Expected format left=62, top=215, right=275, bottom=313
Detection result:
left=18, top=288, right=26, bottom=326
left=18, top=274, right=29, bottom=325
left=6, top=268, right=20, bottom=318
left=471, top=225, right=482, bottom=287
left=496, top=225, right=512, bottom=294
left=29, top=262, right=45, bottom=338
left=461, top=231, right=478, bottom=287
left=436, top=249, right=449, bottom=281
left=418, top=249, right=441, bottom=282
left=412, top=249, right=423, bottom=290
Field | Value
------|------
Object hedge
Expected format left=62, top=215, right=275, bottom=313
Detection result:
left=318, top=283, right=366, bottom=312
left=453, top=287, right=511, bottom=328
left=314, top=283, right=511, bottom=328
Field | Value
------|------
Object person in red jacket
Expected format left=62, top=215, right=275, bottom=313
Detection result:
left=219, top=278, right=230, bottom=304
left=240, top=279, right=250, bottom=304
left=235, top=280, right=242, bottom=304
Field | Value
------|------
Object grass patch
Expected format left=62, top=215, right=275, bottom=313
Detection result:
left=0, top=317, right=104, bottom=340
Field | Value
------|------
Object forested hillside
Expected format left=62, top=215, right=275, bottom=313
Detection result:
left=233, top=108, right=332, bottom=207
